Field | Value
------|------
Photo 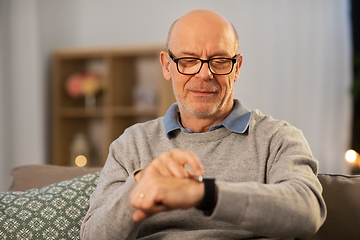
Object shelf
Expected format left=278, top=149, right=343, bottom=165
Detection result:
left=58, top=106, right=158, bottom=118
left=51, top=44, right=176, bottom=166
left=59, top=108, right=105, bottom=118
left=111, top=106, right=158, bottom=117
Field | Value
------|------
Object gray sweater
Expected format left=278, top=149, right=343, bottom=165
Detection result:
left=81, top=110, right=326, bottom=240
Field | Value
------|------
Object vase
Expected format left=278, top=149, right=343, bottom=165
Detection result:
left=85, top=94, right=96, bottom=109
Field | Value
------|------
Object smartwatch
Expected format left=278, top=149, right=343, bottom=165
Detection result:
left=195, top=178, right=216, bottom=216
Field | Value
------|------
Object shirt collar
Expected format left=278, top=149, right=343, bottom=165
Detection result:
left=162, top=99, right=251, bottom=137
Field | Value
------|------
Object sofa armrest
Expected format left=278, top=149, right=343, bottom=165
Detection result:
left=301, top=173, right=360, bottom=240
left=8, top=164, right=102, bottom=191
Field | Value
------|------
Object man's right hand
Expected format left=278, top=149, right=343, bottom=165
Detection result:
left=130, top=149, right=205, bottom=222
left=135, top=148, right=204, bottom=182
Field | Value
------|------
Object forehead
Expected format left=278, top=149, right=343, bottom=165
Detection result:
left=169, top=14, right=237, bottom=56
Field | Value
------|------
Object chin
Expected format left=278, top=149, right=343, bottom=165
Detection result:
left=184, top=104, right=220, bottom=118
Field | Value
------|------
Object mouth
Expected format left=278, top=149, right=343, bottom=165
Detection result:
left=191, top=89, right=214, bottom=93
left=185, top=81, right=220, bottom=97
left=189, top=89, right=217, bottom=96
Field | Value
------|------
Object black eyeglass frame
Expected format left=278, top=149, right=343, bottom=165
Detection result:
left=168, top=50, right=238, bottom=75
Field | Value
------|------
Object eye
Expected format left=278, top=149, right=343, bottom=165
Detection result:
left=179, top=58, right=199, bottom=67
left=214, top=60, right=227, bottom=64
left=211, top=59, right=231, bottom=68
left=183, top=59, right=197, bottom=63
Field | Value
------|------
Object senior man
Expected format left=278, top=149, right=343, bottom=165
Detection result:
left=81, top=9, right=326, bottom=240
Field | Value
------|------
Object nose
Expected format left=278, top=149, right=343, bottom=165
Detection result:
left=195, top=62, right=213, bottom=80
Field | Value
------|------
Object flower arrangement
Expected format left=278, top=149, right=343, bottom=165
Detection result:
left=65, top=72, right=103, bottom=98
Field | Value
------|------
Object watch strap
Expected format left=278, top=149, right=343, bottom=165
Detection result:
left=196, top=178, right=216, bottom=215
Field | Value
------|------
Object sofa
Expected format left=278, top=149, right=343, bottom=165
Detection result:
left=0, top=165, right=359, bottom=240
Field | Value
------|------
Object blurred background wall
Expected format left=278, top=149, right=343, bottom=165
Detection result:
left=0, top=0, right=352, bottom=191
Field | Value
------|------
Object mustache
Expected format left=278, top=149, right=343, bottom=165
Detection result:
left=186, top=82, right=220, bottom=92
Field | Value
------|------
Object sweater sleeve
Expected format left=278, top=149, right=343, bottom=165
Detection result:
left=210, top=124, right=327, bottom=238
left=80, top=139, right=142, bottom=240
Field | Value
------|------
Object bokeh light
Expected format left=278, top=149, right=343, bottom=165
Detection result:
left=75, top=155, right=87, bottom=167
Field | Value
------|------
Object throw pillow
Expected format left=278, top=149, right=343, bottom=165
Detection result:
left=0, top=171, right=99, bottom=240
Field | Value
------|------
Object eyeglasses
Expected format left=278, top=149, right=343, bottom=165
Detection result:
left=168, top=50, right=238, bottom=75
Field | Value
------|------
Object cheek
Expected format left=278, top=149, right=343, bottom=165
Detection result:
left=169, top=65, right=176, bottom=80
left=219, top=76, right=234, bottom=92
left=172, top=72, right=191, bottom=88
left=228, top=75, right=237, bottom=89
left=171, top=76, right=189, bottom=96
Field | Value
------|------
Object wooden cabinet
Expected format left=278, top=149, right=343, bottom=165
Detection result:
left=51, top=45, right=175, bottom=166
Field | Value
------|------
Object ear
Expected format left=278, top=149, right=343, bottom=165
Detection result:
left=233, top=54, right=243, bottom=82
left=160, top=51, right=172, bottom=81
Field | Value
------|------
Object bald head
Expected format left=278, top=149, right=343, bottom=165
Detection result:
left=166, top=9, right=239, bottom=54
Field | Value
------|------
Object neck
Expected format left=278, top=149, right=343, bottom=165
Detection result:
left=179, top=103, right=234, bottom=133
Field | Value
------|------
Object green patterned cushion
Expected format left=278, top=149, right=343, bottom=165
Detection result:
left=0, top=172, right=99, bottom=240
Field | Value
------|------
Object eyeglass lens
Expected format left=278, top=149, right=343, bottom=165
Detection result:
left=177, top=58, right=234, bottom=75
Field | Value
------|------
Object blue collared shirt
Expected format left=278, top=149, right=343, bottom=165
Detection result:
left=162, top=99, right=252, bottom=137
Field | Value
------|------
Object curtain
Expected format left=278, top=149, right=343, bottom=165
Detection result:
left=0, top=0, right=45, bottom=192
left=235, top=0, right=352, bottom=174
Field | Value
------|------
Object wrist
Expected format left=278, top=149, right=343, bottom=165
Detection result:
left=134, top=169, right=143, bottom=183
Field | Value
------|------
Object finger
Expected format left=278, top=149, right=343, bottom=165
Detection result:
left=170, top=149, right=204, bottom=176
left=131, top=197, right=168, bottom=222
left=186, top=170, right=198, bottom=178
left=157, top=152, right=189, bottom=178
left=132, top=209, right=150, bottom=222
left=132, top=202, right=168, bottom=222
left=141, top=154, right=174, bottom=178
left=130, top=180, right=162, bottom=210
left=130, top=185, right=152, bottom=209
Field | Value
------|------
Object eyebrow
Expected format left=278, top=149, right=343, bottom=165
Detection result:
left=179, top=51, right=198, bottom=57
left=179, top=51, right=233, bottom=58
